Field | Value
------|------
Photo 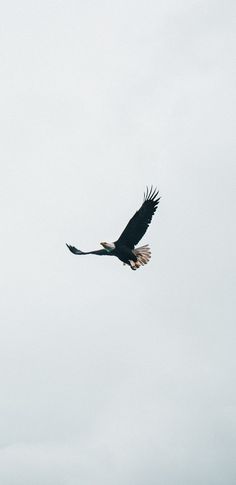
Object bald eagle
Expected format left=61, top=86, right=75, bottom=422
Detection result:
left=66, top=187, right=160, bottom=270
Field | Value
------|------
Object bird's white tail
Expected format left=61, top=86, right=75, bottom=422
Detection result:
left=130, top=244, right=151, bottom=270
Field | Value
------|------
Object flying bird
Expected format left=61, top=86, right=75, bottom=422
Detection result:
left=66, top=187, right=160, bottom=270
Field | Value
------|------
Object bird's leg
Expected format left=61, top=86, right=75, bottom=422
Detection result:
left=129, top=260, right=137, bottom=270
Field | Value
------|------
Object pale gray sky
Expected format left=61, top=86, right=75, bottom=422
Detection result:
left=1, top=0, right=236, bottom=484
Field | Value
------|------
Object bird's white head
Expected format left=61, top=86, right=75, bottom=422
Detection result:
left=100, top=242, right=115, bottom=252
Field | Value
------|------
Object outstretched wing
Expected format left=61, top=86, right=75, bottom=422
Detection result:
left=66, top=244, right=110, bottom=256
left=115, top=187, right=160, bottom=248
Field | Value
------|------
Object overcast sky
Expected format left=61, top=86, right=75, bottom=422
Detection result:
left=1, top=0, right=235, bottom=483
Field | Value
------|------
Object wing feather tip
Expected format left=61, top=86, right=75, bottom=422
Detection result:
left=144, top=186, right=160, bottom=203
